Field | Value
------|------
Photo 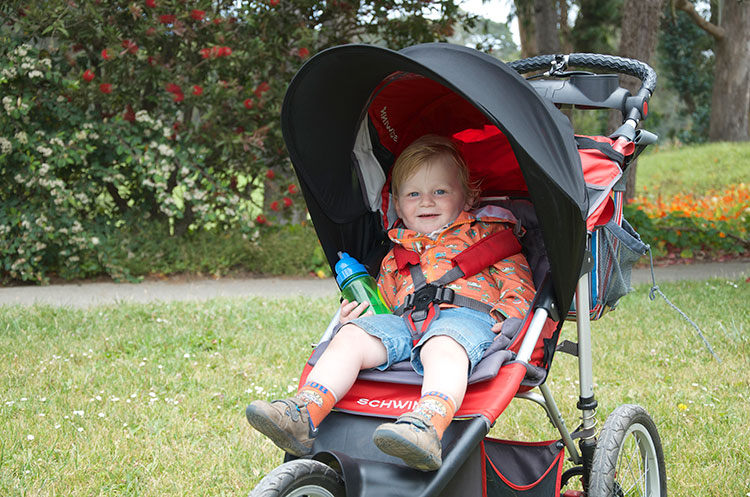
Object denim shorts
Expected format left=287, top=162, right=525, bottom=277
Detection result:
left=349, top=307, right=498, bottom=376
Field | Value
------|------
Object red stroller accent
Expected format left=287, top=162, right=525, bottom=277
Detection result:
left=248, top=44, right=666, bottom=497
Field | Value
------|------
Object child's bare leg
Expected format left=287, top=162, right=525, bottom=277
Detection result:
left=419, top=335, right=469, bottom=408
left=307, top=323, right=388, bottom=397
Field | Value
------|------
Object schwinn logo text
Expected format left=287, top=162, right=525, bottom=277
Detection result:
left=356, top=398, right=418, bottom=410
left=380, top=106, right=398, bottom=143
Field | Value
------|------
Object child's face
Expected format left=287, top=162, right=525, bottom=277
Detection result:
left=394, top=156, right=471, bottom=234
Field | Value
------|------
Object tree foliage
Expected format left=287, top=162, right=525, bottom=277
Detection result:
left=657, top=6, right=713, bottom=143
left=0, top=0, right=466, bottom=283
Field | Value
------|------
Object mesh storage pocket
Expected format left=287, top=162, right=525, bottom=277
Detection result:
left=596, top=218, right=648, bottom=311
left=484, top=439, right=564, bottom=497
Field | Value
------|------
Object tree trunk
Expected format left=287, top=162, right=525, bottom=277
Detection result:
left=608, top=0, right=664, bottom=202
left=515, top=0, right=538, bottom=58
left=675, top=0, right=750, bottom=141
left=534, top=0, right=560, bottom=54
left=708, top=1, right=750, bottom=141
left=559, top=0, right=572, bottom=53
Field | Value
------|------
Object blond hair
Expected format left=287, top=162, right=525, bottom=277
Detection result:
left=391, top=135, right=479, bottom=203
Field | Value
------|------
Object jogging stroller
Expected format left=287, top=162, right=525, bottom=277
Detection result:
left=247, top=43, right=666, bottom=497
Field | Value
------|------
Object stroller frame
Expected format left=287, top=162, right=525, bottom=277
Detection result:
left=249, top=48, right=667, bottom=497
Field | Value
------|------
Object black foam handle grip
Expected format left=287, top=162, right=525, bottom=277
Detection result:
left=508, top=53, right=657, bottom=96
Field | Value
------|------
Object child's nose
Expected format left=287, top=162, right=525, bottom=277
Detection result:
left=420, top=195, right=435, bottom=206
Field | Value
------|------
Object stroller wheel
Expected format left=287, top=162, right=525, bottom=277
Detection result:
left=250, top=459, right=345, bottom=497
left=588, top=404, right=667, bottom=497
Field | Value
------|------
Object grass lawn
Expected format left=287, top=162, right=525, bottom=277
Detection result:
left=636, top=141, right=750, bottom=197
left=1, top=278, right=748, bottom=496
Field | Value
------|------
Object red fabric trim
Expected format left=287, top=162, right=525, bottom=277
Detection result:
left=452, top=228, right=521, bottom=278
left=421, top=304, right=437, bottom=333
left=299, top=312, right=559, bottom=421
left=392, top=244, right=420, bottom=276
left=485, top=439, right=565, bottom=491
left=480, top=440, right=488, bottom=497
left=611, top=136, right=635, bottom=156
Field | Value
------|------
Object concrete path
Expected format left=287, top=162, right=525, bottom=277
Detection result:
left=0, top=261, right=747, bottom=308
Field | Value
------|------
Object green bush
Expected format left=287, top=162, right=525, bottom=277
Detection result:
left=0, top=0, right=467, bottom=284
left=110, top=222, right=330, bottom=279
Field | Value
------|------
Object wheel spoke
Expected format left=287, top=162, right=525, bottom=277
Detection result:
left=616, top=432, right=650, bottom=496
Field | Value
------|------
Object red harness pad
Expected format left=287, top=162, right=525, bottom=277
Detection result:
left=451, top=228, right=522, bottom=278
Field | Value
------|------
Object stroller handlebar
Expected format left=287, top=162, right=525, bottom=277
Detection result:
left=508, top=53, right=657, bottom=97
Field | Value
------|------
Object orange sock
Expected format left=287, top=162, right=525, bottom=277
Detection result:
left=413, top=391, right=456, bottom=439
left=297, top=381, right=337, bottom=428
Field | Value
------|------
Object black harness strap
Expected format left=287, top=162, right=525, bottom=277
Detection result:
left=395, top=262, right=494, bottom=342
left=392, top=225, right=524, bottom=342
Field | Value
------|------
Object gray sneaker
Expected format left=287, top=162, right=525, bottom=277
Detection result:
left=372, top=412, right=442, bottom=471
left=245, top=396, right=316, bottom=456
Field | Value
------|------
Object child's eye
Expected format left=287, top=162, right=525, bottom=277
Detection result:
left=406, top=192, right=419, bottom=198
left=434, top=189, right=447, bottom=195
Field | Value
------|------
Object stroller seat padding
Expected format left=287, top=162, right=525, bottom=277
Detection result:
left=308, top=317, right=545, bottom=386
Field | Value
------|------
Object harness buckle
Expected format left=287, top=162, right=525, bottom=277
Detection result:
left=402, top=284, right=457, bottom=337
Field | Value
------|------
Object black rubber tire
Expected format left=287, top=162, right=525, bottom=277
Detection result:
left=589, top=404, right=667, bottom=497
left=249, top=459, right=345, bottom=497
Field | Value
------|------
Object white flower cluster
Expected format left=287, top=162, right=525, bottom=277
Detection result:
left=36, top=145, right=52, bottom=157
left=3, top=43, right=51, bottom=81
left=0, top=137, right=11, bottom=154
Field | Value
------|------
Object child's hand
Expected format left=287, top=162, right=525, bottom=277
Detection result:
left=339, top=299, right=373, bottom=324
left=491, top=320, right=504, bottom=333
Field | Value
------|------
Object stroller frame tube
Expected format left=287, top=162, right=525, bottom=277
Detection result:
left=575, top=274, right=596, bottom=422
left=515, top=308, right=549, bottom=363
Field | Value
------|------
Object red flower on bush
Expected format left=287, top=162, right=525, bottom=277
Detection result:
left=145, top=0, right=156, bottom=7
left=256, top=214, right=267, bottom=225
left=297, top=47, right=310, bottom=59
left=159, top=14, right=176, bottom=24
left=243, top=98, right=254, bottom=109
left=101, top=48, right=112, bottom=60
left=288, top=184, right=298, bottom=194
left=270, top=0, right=280, bottom=6
left=146, top=27, right=157, bottom=36
left=200, top=46, right=232, bottom=58
left=148, top=56, right=156, bottom=66
left=121, top=39, right=138, bottom=54
left=254, top=81, right=271, bottom=97
left=99, top=83, right=112, bottom=94
left=265, top=169, right=275, bottom=180
left=82, top=69, right=95, bottom=82
left=192, top=85, right=203, bottom=96
left=283, top=196, right=293, bottom=208
left=270, top=201, right=280, bottom=211
left=166, top=83, right=184, bottom=102
left=190, top=9, right=206, bottom=21
left=124, top=105, right=136, bottom=122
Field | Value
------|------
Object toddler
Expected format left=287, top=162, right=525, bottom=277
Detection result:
left=247, top=134, right=535, bottom=471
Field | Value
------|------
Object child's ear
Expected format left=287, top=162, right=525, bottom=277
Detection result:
left=464, top=191, right=478, bottom=211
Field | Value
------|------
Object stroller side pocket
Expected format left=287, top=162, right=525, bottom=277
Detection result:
left=596, top=218, right=648, bottom=312
left=569, top=216, right=648, bottom=320
left=483, top=438, right=565, bottom=497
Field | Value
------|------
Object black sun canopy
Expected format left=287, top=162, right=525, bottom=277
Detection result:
left=281, top=43, right=588, bottom=314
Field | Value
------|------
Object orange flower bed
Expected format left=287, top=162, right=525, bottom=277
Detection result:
left=625, top=183, right=749, bottom=257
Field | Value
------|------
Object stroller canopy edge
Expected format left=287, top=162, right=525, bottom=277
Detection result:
left=281, top=43, right=589, bottom=315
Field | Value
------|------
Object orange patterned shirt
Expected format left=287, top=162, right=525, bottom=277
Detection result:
left=377, top=209, right=536, bottom=323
